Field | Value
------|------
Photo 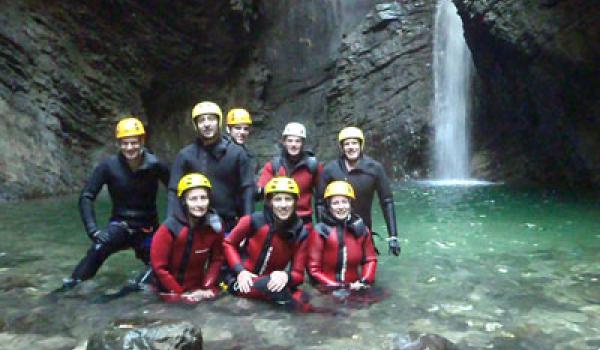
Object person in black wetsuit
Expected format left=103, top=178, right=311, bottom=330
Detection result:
left=167, top=101, right=255, bottom=232
left=317, top=126, right=401, bottom=256
left=62, top=117, right=170, bottom=289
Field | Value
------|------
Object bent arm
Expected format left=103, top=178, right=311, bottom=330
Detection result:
left=307, top=230, right=344, bottom=287
left=361, top=232, right=378, bottom=284
left=202, top=234, right=225, bottom=291
left=151, top=225, right=184, bottom=294
left=223, top=215, right=253, bottom=273
left=79, top=163, right=108, bottom=235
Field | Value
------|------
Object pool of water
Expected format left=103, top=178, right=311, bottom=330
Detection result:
left=0, top=184, right=599, bottom=349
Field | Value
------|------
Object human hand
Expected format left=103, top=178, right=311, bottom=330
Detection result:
left=267, top=271, right=289, bottom=292
left=387, top=236, right=401, bottom=256
left=349, top=281, right=369, bottom=291
left=91, top=229, right=110, bottom=244
left=183, top=289, right=215, bottom=302
left=237, top=270, right=257, bottom=293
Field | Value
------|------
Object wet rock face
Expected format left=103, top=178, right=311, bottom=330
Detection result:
left=453, top=0, right=600, bottom=186
left=323, top=1, right=434, bottom=178
left=0, top=1, right=255, bottom=200
left=87, top=319, right=202, bottom=350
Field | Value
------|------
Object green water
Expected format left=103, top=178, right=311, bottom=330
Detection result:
left=0, top=184, right=599, bottom=349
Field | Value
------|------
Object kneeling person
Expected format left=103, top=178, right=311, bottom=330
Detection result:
left=151, top=173, right=224, bottom=303
left=309, top=181, right=377, bottom=292
left=223, top=177, right=310, bottom=309
left=64, top=117, right=169, bottom=289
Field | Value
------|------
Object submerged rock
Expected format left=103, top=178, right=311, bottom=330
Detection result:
left=87, top=319, right=202, bottom=350
left=391, top=333, right=460, bottom=350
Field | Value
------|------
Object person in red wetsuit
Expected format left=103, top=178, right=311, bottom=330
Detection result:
left=223, top=176, right=311, bottom=309
left=256, top=122, right=322, bottom=226
left=151, top=173, right=225, bottom=304
left=308, top=180, right=377, bottom=292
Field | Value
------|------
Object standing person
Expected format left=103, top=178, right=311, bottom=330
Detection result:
left=317, top=127, right=401, bottom=256
left=62, top=117, right=170, bottom=289
left=151, top=173, right=224, bottom=303
left=308, top=181, right=377, bottom=292
left=257, top=122, right=322, bottom=226
left=167, top=101, right=255, bottom=232
left=223, top=177, right=311, bottom=310
left=225, top=107, right=259, bottom=191
left=225, top=108, right=252, bottom=147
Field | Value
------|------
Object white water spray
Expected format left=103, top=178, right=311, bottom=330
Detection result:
left=433, top=0, right=473, bottom=180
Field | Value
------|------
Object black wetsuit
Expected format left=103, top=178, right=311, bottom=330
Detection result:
left=167, top=136, right=255, bottom=230
left=71, top=150, right=170, bottom=281
left=317, top=155, right=398, bottom=239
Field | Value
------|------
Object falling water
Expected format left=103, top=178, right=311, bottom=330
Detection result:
left=433, top=0, right=473, bottom=180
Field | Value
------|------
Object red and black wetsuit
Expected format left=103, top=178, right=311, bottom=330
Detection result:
left=257, top=151, right=322, bottom=224
left=223, top=209, right=310, bottom=307
left=317, top=155, right=398, bottom=238
left=151, top=211, right=224, bottom=302
left=308, top=213, right=377, bottom=291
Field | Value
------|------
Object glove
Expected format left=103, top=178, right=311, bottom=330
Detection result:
left=387, top=236, right=401, bottom=256
left=91, top=229, right=111, bottom=245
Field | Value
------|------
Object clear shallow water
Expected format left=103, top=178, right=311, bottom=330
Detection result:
left=0, top=185, right=599, bottom=349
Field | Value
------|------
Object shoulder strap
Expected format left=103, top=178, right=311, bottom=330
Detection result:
left=164, top=217, right=184, bottom=238
left=314, top=222, right=332, bottom=238
left=271, top=156, right=284, bottom=175
left=306, top=156, right=318, bottom=176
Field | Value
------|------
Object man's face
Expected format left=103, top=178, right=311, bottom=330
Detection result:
left=118, top=136, right=143, bottom=161
left=342, top=138, right=361, bottom=161
left=195, top=114, right=220, bottom=141
left=227, top=124, right=251, bottom=145
left=270, top=193, right=296, bottom=221
left=283, top=136, right=304, bottom=157
left=185, top=187, right=210, bottom=218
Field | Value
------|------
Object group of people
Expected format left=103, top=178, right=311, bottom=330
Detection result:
left=61, top=100, right=401, bottom=309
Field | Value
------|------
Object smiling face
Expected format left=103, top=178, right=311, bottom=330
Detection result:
left=184, top=187, right=210, bottom=218
left=328, top=195, right=351, bottom=221
left=270, top=193, right=296, bottom=221
left=195, top=114, right=220, bottom=141
left=283, top=136, right=304, bottom=157
left=227, top=124, right=251, bottom=145
left=118, top=136, right=143, bottom=161
left=341, top=138, right=361, bottom=162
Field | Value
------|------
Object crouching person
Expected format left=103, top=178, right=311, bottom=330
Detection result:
left=151, top=173, right=224, bottom=303
left=308, top=181, right=377, bottom=293
left=223, top=177, right=311, bottom=310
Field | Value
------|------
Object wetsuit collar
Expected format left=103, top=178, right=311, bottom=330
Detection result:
left=196, top=136, right=228, bottom=159
left=118, top=149, right=153, bottom=172
left=263, top=206, right=304, bottom=240
left=321, top=211, right=367, bottom=237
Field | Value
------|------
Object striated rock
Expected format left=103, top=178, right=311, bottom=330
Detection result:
left=87, top=319, right=202, bottom=350
left=454, top=0, right=600, bottom=186
left=0, top=1, right=257, bottom=201
left=322, top=1, right=435, bottom=178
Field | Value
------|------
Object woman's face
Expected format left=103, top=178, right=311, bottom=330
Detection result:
left=270, top=193, right=296, bottom=221
left=185, top=187, right=210, bottom=218
left=329, top=195, right=351, bottom=221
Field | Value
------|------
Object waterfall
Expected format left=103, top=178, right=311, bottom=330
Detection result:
left=433, top=0, right=473, bottom=180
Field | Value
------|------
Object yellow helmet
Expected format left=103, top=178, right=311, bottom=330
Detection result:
left=192, top=101, right=223, bottom=128
left=226, top=108, right=252, bottom=126
left=324, top=180, right=355, bottom=199
left=177, top=173, right=212, bottom=197
left=115, top=117, right=145, bottom=139
left=264, top=176, right=300, bottom=197
left=338, top=126, right=364, bottom=149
